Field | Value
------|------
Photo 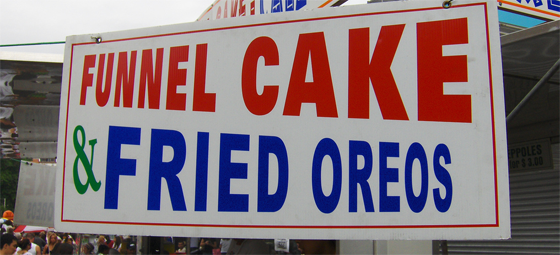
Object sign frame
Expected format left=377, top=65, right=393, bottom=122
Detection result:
left=56, top=0, right=510, bottom=240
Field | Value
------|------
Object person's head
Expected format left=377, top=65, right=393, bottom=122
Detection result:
left=82, top=243, right=94, bottom=254
left=177, top=241, right=185, bottom=249
left=1, top=233, right=18, bottom=255
left=48, top=232, right=58, bottom=244
left=39, top=232, right=46, bottom=240
left=114, top=236, right=122, bottom=246
left=108, top=248, right=120, bottom=255
left=2, top=211, right=13, bottom=221
left=51, top=243, right=73, bottom=255
left=126, top=243, right=136, bottom=255
left=98, top=235, right=106, bottom=244
left=98, top=244, right=110, bottom=255
left=18, top=238, right=30, bottom=251
left=23, top=232, right=35, bottom=241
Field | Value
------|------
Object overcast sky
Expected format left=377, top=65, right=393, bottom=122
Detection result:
left=0, top=0, right=366, bottom=56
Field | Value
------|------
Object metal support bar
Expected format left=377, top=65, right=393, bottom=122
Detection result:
left=506, top=58, right=560, bottom=123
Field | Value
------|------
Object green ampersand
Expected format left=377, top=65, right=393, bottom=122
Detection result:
left=73, top=125, right=101, bottom=194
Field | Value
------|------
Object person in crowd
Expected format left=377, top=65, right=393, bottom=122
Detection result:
left=105, top=236, right=113, bottom=249
left=38, top=233, right=46, bottom=243
left=176, top=241, right=186, bottom=253
left=219, top=239, right=231, bottom=255
left=98, top=244, right=110, bottom=255
left=21, top=233, right=41, bottom=255
left=60, top=234, right=68, bottom=245
left=31, top=232, right=45, bottom=252
left=1, top=211, right=13, bottom=222
left=125, top=243, right=136, bottom=255
left=50, top=243, right=73, bottom=255
left=1, top=233, right=18, bottom=255
left=226, top=239, right=269, bottom=255
left=107, top=249, right=119, bottom=255
left=97, top=236, right=108, bottom=249
left=82, top=243, right=94, bottom=255
left=64, top=235, right=76, bottom=254
left=199, top=238, right=218, bottom=255
left=112, top=236, right=122, bottom=251
left=43, top=232, right=59, bottom=255
left=295, top=240, right=336, bottom=255
left=14, top=232, right=21, bottom=241
left=16, top=238, right=32, bottom=255
left=118, top=237, right=129, bottom=255
left=0, top=211, right=14, bottom=235
left=189, top=238, right=200, bottom=254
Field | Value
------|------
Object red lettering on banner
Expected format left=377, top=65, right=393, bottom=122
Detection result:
left=283, top=32, right=338, bottom=118
left=114, top=51, right=137, bottom=108
left=96, top=53, right=114, bottom=107
left=239, top=0, right=246, bottom=16
left=224, top=0, right=229, bottom=18
left=167, top=46, right=189, bottom=111
left=348, top=25, right=409, bottom=121
left=417, top=18, right=470, bottom=123
left=242, top=37, right=280, bottom=115
left=138, top=48, right=164, bottom=109
left=250, top=0, right=255, bottom=15
left=231, top=0, right=239, bottom=17
left=193, top=44, right=216, bottom=112
left=80, top=54, right=96, bottom=105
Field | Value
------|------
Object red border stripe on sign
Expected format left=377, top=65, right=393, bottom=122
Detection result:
left=61, top=2, right=500, bottom=229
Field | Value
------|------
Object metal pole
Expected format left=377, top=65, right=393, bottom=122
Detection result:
left=506, top=58, right=560, bottom=123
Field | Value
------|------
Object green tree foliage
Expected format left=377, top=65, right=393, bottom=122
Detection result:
left=0, top=159, right=20, bottom=212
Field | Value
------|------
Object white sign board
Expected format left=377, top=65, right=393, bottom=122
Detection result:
left=197, top=0, right=346, bottom=21
left=498, top=0, right=560, bottom=20
left=56, top=0, right=510, bottom=239
left=14, top=163, right=56, bottom=227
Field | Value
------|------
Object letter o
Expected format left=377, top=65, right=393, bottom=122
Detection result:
left=405, top=142, right=429, bottom=213
left=312, top=138, right=342, bottom=214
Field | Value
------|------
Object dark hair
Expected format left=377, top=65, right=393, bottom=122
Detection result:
left=98, top=244, right=110, bottom=254
left=23, top=232, right=35, bottom=239
left=18, top=238, right=31, bottom=250
left=51, top=243, right=74, bottom=255
left=83, top=243, right=94, bottom=253
left=1, top=233, right=17, bottom=248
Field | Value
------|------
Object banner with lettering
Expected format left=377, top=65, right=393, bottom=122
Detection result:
left=56, top=0, right=510, bottom=239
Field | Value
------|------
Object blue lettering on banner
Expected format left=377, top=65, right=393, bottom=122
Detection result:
left=147, top=129, right=187, bottom=211
left=433, top=144, right=453, bottom=212
left=404, top=143, right=429, bottom=213
left=379, top=142, right=400, bottom=212
left=195, top=132, right=210, bottom=212
left=518, top=0, right=543, bottom=7
left=549, top=0, right=560, bottom=11
left=516, top=0, right=560, bottom=12
left=98, top=126, right=454, bottom=214
left=262, top=0, right=308, bottom=14
left=26, top=202, right=54, bottom=221
left=218, top=133, right=250, bottom=212
left=104, top=126, right=141, bottom=209
left=349, top=140, right=375, bottom=213
left=312, top=138, right=342, bottom=214
left=257, top=136, right=289, bottom=212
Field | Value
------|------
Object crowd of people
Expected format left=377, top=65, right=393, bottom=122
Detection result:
left=1, top=209, right=335, bottom=255
left=1, top=210, right=138, bottom=255
left=1, top=231, right=138, bottom=255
